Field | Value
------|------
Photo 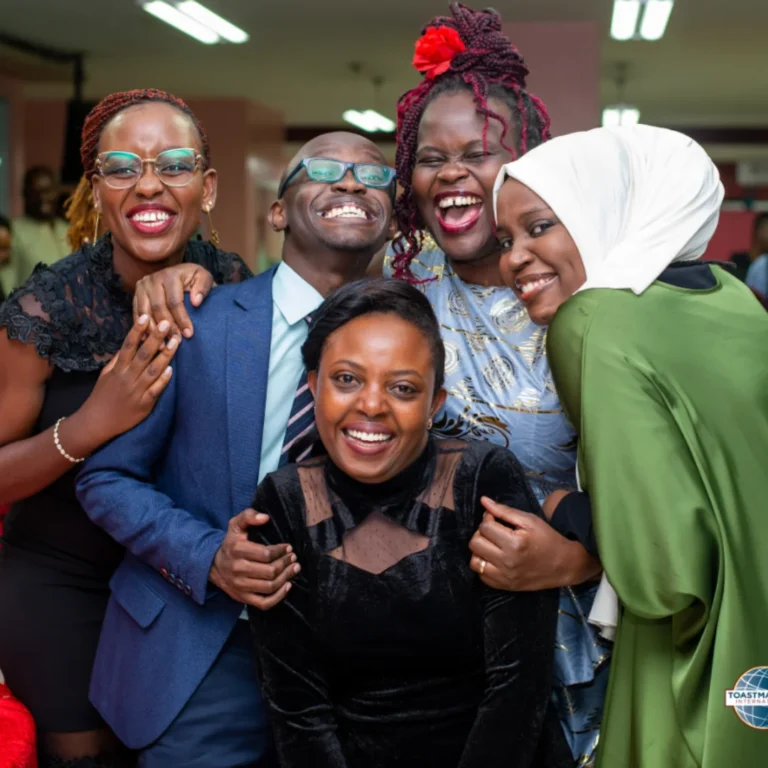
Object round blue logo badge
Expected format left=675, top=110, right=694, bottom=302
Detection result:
left=725, top=667, right=768, bottom=729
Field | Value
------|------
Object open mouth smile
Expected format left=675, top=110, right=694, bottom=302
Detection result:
left=434, top=192, right=484, bottom=234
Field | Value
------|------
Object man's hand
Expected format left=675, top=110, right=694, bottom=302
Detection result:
left=133, top=263, right=216, bottom=340
left=209, top=508, right=300, bottom=610
left=469, top=497, right=601, bottom=591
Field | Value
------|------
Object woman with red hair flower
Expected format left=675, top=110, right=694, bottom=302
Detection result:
left=377, top=5, right=611, bottom=767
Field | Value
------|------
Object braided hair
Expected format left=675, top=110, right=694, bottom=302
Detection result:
left=66, top=89, right=210, bottom=250
left=64, top=175, right=98, bottom=251
left=392, top=3, right=551, bottom=283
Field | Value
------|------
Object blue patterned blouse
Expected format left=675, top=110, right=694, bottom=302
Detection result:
left=385, top=238, right=610, bottom=767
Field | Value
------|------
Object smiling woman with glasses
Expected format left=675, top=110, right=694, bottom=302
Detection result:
left=0, top=88, right=252, bottom=768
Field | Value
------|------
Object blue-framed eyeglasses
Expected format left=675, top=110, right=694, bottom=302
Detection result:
left=278, top=157, right=397, bottom=198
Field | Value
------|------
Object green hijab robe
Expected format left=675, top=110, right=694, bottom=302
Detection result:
left=495, top=125, right=768, bottom=766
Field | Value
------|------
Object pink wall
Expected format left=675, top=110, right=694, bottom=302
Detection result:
left=186, top=99, right=251, bottom=261
left=0, top=74, right=26, bottom=216
left=23, top=100, right=67, bottom=172
left=502, top=21, right=601, bottom=136
left=704, top=211, right=754, bottom=263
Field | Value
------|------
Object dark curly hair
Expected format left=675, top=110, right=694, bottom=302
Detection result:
left=302, top=278, right=446, bottom=394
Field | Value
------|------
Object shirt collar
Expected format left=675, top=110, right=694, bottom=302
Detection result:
left=273, top=261, right=324, bottom=326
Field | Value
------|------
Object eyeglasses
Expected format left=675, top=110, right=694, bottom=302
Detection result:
left=94, top=148, right=204, bottom=190
left=278, top=157, right=396, bottom=198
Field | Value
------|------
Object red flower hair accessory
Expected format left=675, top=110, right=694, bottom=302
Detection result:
left=413, top=26, right=466, bottom=79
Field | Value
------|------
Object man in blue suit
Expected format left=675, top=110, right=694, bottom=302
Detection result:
left=76, top=132, right=396, bottom=767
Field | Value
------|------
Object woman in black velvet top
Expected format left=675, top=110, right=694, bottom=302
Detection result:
left=249, top=279, right=571, bottom=768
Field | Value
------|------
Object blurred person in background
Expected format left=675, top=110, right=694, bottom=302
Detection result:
left=7, top=166, right=70, bottom=289
left=730, top=211, right=768, bottom=283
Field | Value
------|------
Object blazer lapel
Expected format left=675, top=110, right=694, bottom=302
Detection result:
left=225, top=269, right=276, bottom=513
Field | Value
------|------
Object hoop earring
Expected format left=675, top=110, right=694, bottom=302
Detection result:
left=92, top=211, right=100, bottom=244
left=206, top=205, right=220, bottom=246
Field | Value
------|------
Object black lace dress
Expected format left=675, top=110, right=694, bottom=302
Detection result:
left=0, top=236, right=250, bottom=732
left=249, top=438, right=572, bottom=768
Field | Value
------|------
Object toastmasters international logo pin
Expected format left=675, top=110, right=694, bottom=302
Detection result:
left=725, top=667, right=768, bottom=729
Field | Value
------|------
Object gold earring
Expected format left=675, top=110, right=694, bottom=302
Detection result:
left=92, top=211, right=100, bottom=244
left=205, top=205, right=219, bottom=246
left=427, top=418, right=433, bottom=430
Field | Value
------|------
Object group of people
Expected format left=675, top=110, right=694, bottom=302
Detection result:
left=0, top=4, right=766, bottom=768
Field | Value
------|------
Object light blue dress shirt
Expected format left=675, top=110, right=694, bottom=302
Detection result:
left=746, top=254, right=768, bottom=297
left=240, top=262, right=323, bottom=620
left=257, top=262, right=324, bottom=483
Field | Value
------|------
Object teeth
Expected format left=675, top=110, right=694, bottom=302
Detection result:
left=132, top=211, right=171, bottom=224
left=518, top=277, right=556, bottom=297
left=438, top=195, right=482, bottom=209
left=322, top=205, right=368, bottom=219
left=346, top=429, right=392, bottom=443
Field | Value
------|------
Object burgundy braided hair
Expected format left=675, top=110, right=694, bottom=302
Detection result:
left=392, top=3, right=551, bottom=283
left=81, top=88, right=210, bottom=180
left=66, top=89, right=210, bottom=250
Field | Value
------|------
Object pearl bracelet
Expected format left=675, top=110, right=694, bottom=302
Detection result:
left=54, top=417, right=86, bottom=464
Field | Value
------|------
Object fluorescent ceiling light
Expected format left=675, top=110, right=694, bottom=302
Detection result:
left=362, top=110, right=395, bottom=132
left=343, top=110, right=378, bottom=132
left=639, top=0, right=674, bottom=41
left=175, top=1, right=249, bottom=43
left=602, top=105, right=641, bottom=127
left=342, top=109, right=395, bottom=133
left=610, top=0, right=641, bottom=41
left=141, top=1, right=219, bottom=43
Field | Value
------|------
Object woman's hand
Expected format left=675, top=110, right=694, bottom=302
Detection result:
left=469, top=497, right=602, bottom=591
left=75, top=315, right=180, bottom=444
left=133, top=264, right=217, bottom=340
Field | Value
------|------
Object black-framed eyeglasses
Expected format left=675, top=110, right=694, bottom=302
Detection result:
left=278, top=157, right=396, bottom=198
left=94, top=148, right=204, bottom=190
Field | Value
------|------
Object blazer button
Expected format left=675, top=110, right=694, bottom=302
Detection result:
left=183, top=585, right=192, bottom=596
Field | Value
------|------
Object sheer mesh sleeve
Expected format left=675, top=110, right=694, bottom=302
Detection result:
left=248, top=472, right=349, bottom=768
left=0, top=249, right=122, bottom=372
left=457, top=445, right=566, bottom=767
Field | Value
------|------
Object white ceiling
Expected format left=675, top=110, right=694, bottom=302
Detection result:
left=2, top=0, right=768, bottom=127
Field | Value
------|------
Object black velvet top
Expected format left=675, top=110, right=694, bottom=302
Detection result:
left=249, top=438, right=571, bottom=768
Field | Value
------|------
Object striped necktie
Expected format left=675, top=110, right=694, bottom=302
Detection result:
left=279, top=317, right=315, bottom=466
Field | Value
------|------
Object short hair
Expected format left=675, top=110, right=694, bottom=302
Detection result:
left=302, top=278, right=446, bottom=393
left=753, top=212, right=768, bottom=237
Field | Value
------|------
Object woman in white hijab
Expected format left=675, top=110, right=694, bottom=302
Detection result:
left=489, top=125, right=768, bottom=768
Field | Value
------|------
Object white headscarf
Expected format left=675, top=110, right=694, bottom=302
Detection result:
left=492, top=125, right=724, bottom=296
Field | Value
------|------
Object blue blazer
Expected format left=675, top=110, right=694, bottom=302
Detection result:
left=76, top=268, right=276, bottom=750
